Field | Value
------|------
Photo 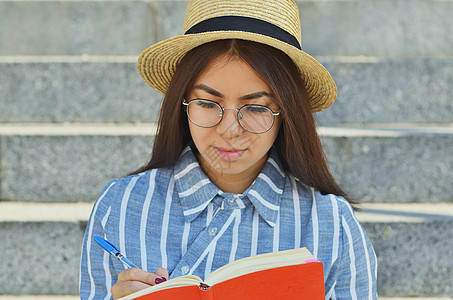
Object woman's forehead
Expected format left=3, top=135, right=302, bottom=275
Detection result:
left=190, top=56, right=271, bottom=95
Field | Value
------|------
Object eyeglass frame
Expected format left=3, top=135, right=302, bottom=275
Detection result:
left=182, top=98, right=281, bottom=134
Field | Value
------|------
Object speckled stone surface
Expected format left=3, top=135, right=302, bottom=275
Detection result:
left=1, top=0, right=452, bottom=57
left=2, top=58, right=451, bottom=124
left=363, top=220, right=453, bottom=297
left=0, top=1, right=154, bottom=56
left=298, top=0, right=453, bottom=57
left=1, top=133, right=154, bottom=202
left=2, top=126, right=451, bottom=203
left=0, top=59, right=162, bottom=123
left=317, top=57, right=453, bottom=125
left=321, top=129, right=453, bottom=203
left=0, top=221, right=85, bottom=295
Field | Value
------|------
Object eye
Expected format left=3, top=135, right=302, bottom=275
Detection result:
left=244, top=105, right=269, bottom=113
left=195, top=100, right=217, bottom=109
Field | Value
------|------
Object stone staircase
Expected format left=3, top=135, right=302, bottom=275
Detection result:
left=0, top=0, right=452, bottom=298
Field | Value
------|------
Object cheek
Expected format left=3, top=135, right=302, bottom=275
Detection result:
left=188, top=123, right=210, bottom=148
left=253, top=123, right=280, bottom=147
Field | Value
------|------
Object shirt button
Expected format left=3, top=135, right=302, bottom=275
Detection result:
left=208, top=227, right=217, bottom=236
left=181, top=265, right=190, bottom=275
left=228, top=197, right=235, bottom=205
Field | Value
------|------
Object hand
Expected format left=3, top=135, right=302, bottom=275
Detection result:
left=111, top=267, right=169, bottom=299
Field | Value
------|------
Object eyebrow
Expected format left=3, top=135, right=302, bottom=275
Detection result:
left=193, top=84, right=223, bottom=97
left=193, top=84, right=273, bottom=100
left=239, top=91, right=273, bottom=100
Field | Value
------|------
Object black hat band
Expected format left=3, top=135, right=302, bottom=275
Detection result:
left=185, top=15, right=302, bottom=50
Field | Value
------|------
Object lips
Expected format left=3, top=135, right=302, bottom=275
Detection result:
left=214, top=147, right=246, bottom=161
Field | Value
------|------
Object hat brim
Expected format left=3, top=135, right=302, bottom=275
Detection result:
left=138, top=31, right=337, bottom=112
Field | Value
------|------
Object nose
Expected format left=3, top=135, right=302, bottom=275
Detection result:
left=216, top=108, right=243, bottom=137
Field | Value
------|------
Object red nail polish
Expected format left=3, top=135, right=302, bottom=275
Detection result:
left=155, top=277, right=167, bottom=284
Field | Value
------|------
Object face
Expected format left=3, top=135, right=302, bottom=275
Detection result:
left=186, top=55, right=281, bottom=180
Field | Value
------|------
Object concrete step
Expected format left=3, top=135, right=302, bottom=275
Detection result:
left=0, top=202, right=90, bottom=295
left=320, top=125, right=453, bottom=203
left=0, top=0, right=155, bottom=56
left=317, top=56, right=453, bottom=125
left=0, top=56, right=161, bottom=124
left=0, top=123, right=452, bottom=203
left=357, top=203, right=453, bottom=297
left=1, top=56, right=452, bottom=124
left=0, top=202, right=452, bottom=296
left=0, top=0, right=452, bottom=57
left=0, top=123, right=156, bottom=203
left=299, top=0, right=453, bottom=57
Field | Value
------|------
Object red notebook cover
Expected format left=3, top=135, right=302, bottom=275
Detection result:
left=135, top=262, right=324, bottom=300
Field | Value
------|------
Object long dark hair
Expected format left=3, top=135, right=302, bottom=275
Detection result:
left=133, top=39, right=350, bottom=203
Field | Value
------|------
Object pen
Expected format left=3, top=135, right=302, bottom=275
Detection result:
left=94, top=236, right=139, bottom=269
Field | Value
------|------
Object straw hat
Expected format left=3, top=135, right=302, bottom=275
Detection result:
left=137, top=0, right=337, bottom=112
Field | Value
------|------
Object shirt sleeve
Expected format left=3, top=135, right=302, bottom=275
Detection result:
left=331, top=199, right=378, bottom=300
left=79, top=180, right=118, bottom=300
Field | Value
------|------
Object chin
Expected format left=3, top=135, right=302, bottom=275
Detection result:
left=210, top=162, right=245, bottom=176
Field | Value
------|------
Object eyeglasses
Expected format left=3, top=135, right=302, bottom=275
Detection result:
left=182, top=99, right=280, bottom=134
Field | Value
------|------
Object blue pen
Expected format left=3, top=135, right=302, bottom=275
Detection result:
left=94, top=236, right=139, bottom=269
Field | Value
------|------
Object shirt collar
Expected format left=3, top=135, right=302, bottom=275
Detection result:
left=173, top=146, right=221, bottom=223
left=173, top=146, right=286, bottom=226
left=244, top=148, right=285, bottom=227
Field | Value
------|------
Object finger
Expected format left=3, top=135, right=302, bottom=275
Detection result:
left=117, top=267, right=147, bottom=282
left=117, top=267, right=168, bottom=286
left=111, top=279, right=151, bottom=300
left=155, top=267, right=169, bottom=280
left=117, top=268, right=159, bottom=285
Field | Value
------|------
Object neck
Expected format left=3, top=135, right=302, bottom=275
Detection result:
left=198, top=154, right=267, bottom=194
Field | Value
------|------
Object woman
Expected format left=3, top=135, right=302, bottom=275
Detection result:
left=80, top=0, right=377, bottom=299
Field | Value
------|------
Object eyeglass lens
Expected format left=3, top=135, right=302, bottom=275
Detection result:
left=186, top=99, right=276, bottom=133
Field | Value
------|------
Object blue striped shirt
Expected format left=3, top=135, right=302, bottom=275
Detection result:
left=79, top=147, right=377, bottom=299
